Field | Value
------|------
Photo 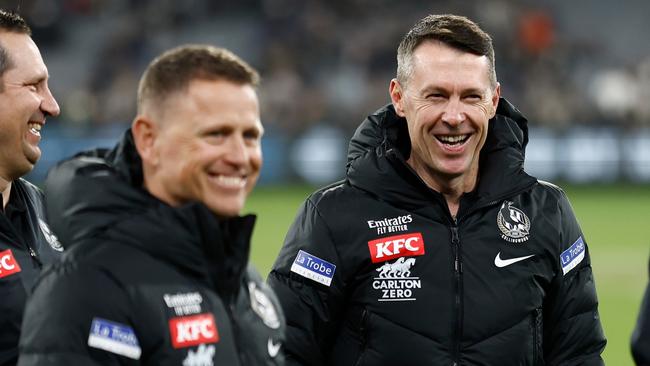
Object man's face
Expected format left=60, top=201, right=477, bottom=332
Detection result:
left=147, top=79, right=263, bottom=217
left=0, top=32, right=60, bottom=181
left=390, top=41, right=500, bottom=188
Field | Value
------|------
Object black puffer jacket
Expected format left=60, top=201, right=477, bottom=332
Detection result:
left=18, top=131, right=285, bottom=366
left=632, top=259, right=650, bottom=366
left=268, top=99, right=606, bottom=365
left=0, top=178, right=63, bottom=365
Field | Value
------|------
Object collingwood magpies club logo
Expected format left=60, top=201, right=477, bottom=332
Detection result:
left=497, top=201, right=531, bottom=243
left=38, top=218, right=63, bottom=252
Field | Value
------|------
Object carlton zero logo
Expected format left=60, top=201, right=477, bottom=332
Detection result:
left=0, top=249, right=21, bottom=279
left=367, top=233, right=425, bottom=263
left=372, top=257, right=421, bottom=301
left=169, top=313, right=219, bottom=349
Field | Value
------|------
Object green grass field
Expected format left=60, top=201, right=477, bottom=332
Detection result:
left=245, top=184, right=649, bottom=365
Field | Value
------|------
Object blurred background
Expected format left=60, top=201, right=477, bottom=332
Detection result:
left=3, top=0, right=649, bottom=364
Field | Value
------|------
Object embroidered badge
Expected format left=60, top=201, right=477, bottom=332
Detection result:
left=87, top=318, right=141, bottom=360
left=497, top=201, right=531, bottom=243
left=290, top=250, right=336, bottom=286
left=372, top=257, right=421, bottom=301
left=248, top=281, right=281, bottom=329
left=560, top=236, right=586, bottom=275
left=169, top=313, right=219, bottom=349
left=0, top=249, right=21, bottom=279
left=38, top=218, right=63, bottom=252
left=367, top=232, right=425, bottom=263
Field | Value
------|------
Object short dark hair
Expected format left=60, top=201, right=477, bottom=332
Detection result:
left=137, top=44, right=260, bottom=113
left=0, top=9, right=31, bottom=80
left=396, top=14, right=496, bottom=87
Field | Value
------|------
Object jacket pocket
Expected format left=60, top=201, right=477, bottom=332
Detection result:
left=531, top=307, right=544, bottom=365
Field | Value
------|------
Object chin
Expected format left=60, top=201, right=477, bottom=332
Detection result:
left=207, top=202, right=244, bottom=218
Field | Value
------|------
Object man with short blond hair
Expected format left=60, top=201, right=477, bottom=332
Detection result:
left=19, top=45, right=285, bottom=365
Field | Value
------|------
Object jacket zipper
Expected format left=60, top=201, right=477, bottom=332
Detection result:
left=28, top=245, right=43, bottom=267
left=450, top=223, right=463, bottom=365
left=226, top=300, right=245, bottom=365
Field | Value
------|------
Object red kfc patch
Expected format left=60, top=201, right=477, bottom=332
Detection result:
left=0, top=249, right=21, bottom=279
left=368, top=233, right=425, bottom=263
left=169, top=313, right=219, bottom=349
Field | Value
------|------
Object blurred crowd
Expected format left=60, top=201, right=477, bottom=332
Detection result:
left=8, top=0, right=650, bottom=137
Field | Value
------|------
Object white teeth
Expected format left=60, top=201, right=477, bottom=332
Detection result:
left=28, top=123, right=42, bottom=135
left=437, top=134, right=468, bottom=144
left=215, top=175, right=246, bottom=188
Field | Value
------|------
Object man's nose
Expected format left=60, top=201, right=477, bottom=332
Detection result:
left=441, top=98, right=465, bottom=127
left=41, top=85, right=60, bottom=117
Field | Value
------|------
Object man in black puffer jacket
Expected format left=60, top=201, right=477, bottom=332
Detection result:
left=0, top=10, right=62, bottom=365
left=632, top=258, right=650, bottom=365
left=268, top=14, right=606, bottom=365
left=18, top=45, right=285, bottom=365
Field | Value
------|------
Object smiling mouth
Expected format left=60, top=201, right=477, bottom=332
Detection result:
left=211, top=174, right=247, bottom=189
left=28, top=122, right=42, bottom=136
left=435, top=134, right=470, bottom=146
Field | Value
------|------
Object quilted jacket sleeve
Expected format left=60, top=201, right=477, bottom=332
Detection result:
left=267, top=197, right=347, bottom=366
left=543, top=190, right=606, bottom=365
left=631, top=260, right=650, bottom=366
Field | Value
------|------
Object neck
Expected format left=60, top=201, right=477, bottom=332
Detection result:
left=1, top=178, right=11, bottom=210
left=407, top=159, right=479, bottom=218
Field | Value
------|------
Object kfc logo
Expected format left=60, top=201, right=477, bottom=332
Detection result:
left=367, top=233, right=425, bottom=263
left=169, top=313, right=219, bottom=349
left=0, top=249, right=21, bottom=279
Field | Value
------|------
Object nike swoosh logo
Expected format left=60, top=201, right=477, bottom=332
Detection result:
left=494, top=252, right=535, bottom=268
left=267, top=338, right=281, bottom=358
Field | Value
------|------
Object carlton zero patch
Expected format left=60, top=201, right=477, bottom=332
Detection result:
left=0, top=249, right=21, bottom=279
left=169, top=313, right=219, bottom=349
left=560, top=236, right=586, bottom=275
left=367, top=232, right=425, bottom=263
left=87, top=318, right=142, bottom=360
left=290, top=250, right=336, bottom=286
left=372, top=257, right=421, bottom=301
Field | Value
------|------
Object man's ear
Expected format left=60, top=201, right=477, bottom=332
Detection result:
left=490, top=82, right=501, bottom=118
left=131, top=115, right=159, bottom=166
left=389, top=79, right=406, bottom=117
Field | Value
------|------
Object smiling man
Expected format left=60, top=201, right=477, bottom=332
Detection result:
left=268, top=14, right=606, bottom=365
left=18, top=45, right=285, bottom=365
left=0, top=9, right=61, bottom=366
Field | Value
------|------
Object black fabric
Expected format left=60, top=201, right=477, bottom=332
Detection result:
left=632, top=259, right=650, bottom=366
left=17, top=130, right=285, bottom=366
left=0, top=179, right=63, bottom=366
left=269, top=98, right=606, bottom=365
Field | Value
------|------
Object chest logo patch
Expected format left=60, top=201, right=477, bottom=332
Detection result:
left=87, top=317, right=141, bottom=360
left=0, top=249, right=21, bottom=279
left=372, top=257, right=421, bottom=301
left=497, top=201, right=531, bottom=243
left=38, top=218, right=63, bottom=252
left=164, top=292, right=203, bottom=316
left=367, top=214, right=412, bottom=235
left=248, top=281, right=281, bottom=329
left=182, top=344, right=215, bottom=366
left=561, top=236, right=586, bottom=275
left=367, top=232, right=425, bottom=263
left=169, top=313, right=219, bottom=349
left=290, top=250, right=336, bottom=286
